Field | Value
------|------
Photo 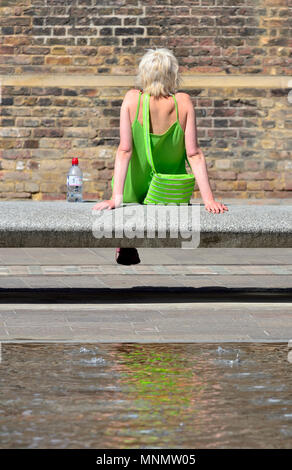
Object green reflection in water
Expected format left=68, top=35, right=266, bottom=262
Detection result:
left=101, top=344, right=207, bottom=444
left=113, top=344, right=206, bottom=414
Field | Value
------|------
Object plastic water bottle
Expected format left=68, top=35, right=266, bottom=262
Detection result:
left=67, top=157, right=83, bottom=202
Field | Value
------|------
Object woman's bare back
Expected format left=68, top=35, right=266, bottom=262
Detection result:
left=128, top=89, right=188, bottom=136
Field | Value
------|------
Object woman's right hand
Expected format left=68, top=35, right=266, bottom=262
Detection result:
left=204, top=199, right=228, bottom=213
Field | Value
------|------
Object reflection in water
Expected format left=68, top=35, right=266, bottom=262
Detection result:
left=105, top=344, right=206, bottom=448
left=0, top=343, right=291, bottom=448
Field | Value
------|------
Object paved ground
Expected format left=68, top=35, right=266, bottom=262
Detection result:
left=0, top=245, right=291, bottom=343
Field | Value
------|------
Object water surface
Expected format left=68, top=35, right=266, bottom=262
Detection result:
left=0, top=343, right=291, bottom=448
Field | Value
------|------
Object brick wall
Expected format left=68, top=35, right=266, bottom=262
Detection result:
left=0, top=0, right=292, bottom=200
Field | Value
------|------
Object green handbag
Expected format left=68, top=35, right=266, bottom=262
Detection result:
left=142, top=92, right=195, bottom=205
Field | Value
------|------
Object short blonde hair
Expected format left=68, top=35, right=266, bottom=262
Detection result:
left=135, top=48, right=182, bottom=97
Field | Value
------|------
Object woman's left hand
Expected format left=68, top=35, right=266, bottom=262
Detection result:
left=204, top=199, right=228, bottom=213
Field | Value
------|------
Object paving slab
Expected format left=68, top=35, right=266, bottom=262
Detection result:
left=0, top=302, right=291, bottom=343
left=1, top=247, right=292, bottom=265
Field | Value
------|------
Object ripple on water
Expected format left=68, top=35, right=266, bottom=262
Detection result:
left=280, top=428, right=292, bottom=437
left=79, top=357, right=107, bottom=365
left=216, top=346, right=241, bottom=355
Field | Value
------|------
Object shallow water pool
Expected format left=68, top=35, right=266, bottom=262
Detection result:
left=0, top=343, right=291, bottom=448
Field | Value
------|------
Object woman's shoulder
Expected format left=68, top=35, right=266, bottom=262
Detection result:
left=174, top=91, right=191, bottom=101
left=126, top=88, right=142, bottom=97
left=123, top=88, right=141, bottom=105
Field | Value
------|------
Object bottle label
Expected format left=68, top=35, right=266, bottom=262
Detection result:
left=67, top=176, right=82, bottom=186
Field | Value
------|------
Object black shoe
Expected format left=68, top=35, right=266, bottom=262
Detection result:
left=115, top=248, right=141, bottom=265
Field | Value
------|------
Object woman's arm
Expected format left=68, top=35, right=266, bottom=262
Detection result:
left=184, top=94, right=228, bottom=214
left=188, top=150, right=228, bottom=213
left=93, top=90, right=133, bottom=211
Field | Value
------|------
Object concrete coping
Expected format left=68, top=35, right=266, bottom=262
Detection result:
left=0, top=200, right=291, bottom=248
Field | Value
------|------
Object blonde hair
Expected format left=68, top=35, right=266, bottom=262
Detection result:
left=135, top=48, right=182, bottom=98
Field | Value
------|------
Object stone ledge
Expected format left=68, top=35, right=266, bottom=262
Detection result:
left=0, top=200, right=291, bottom=248
left=1, top=74, right=291, bottom=88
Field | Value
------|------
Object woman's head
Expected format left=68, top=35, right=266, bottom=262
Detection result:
left=135, top=48, right=182, bottom=97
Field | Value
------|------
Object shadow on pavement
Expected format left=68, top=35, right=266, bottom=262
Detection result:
left=0, top=286, right=291, bottom=304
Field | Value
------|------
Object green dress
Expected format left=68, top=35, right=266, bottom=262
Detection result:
left=111, top=90, right=189, bottom=203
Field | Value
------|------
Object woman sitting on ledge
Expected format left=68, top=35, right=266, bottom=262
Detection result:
left=93, top=47, right=228, bottom=264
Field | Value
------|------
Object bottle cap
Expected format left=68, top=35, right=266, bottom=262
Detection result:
left=72, top=158, right=78, bottom=165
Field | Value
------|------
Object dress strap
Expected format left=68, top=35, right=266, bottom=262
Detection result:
left=135, top=90, right=142, bottom=121
left=172, top=94, right=179, bottom=121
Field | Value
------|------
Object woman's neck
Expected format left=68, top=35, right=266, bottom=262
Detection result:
left=140, top=89, right=172, bottom=99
